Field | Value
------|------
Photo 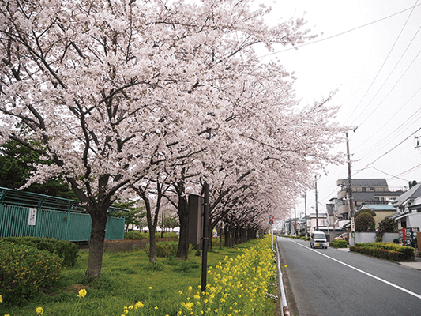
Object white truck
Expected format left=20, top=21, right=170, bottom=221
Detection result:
left=310, top=231, right=328, bottom=249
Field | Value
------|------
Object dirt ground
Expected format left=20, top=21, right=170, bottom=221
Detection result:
left=78, top=238, right=178, bottom=252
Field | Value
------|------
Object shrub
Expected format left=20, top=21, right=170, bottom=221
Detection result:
left=124, top=231, right=149, bottom=239
left=145, top=241, right=179, bottom=258
left=211, top=237, right=224, bottom=247
left=124, top=231, right=179, bottom=240
left=0, top=236, right=78, bottom=267
left=350, top=242, right=415, bottom=261
left=331, top=239, right=348, bottom=248
left=355, top=212, right=375, bottom=231
left=0, top=243, right=61, bottom=304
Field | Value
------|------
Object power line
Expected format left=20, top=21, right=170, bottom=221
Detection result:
left=348, top=0, right=420, bottom=123
left=258, top=3, right=421, bottom=59
left=352, top=86, right=421, bottom=157
left=355, top=30, right=421, bottom=127
left=354, top=126, right=421, bottom=175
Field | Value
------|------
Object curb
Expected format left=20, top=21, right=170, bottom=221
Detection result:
left=275, top=238, right=291, bottom=316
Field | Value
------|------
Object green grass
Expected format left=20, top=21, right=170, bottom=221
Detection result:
left=1, top=239, right=274, bottom=316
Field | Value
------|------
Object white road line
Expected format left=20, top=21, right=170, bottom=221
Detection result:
left=288, top=239, right=421, bottom=300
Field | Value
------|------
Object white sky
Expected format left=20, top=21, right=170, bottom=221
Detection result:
left=259, top=0, right=421, bottom=217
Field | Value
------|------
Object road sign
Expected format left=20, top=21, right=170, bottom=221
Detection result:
left=269, top=219, right=274, bottom=225
left=269, top=215, right=274, bottom=220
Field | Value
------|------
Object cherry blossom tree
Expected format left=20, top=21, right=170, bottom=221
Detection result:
left=0, top=0, right=340, bottom=279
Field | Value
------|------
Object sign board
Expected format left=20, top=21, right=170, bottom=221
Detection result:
left=188, top=194, right=204, bottom=244
left=351, top=217, right=355, bottom=232
left=28, top=208, right=37, bottom=226
left=269, top=219, right=274, bottom=225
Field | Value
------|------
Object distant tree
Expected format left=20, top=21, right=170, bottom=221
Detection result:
left=161, top=214, right=179, bottom=237
left=0, top=140, right=76, bottom=199
left=355, top=212, right=375, bottom=232
left=409, top=180, right=418, bottom=189
left=376, top=218, right=396, bottom=240
left=109, top=200, right=146, bottom=233
left=355, top=208, right=376, bottom=218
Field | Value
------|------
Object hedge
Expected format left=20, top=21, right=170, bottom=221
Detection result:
left=0, top=236, right=78, bottom=267
left=350, top=242, right=415, bottom=261
left=145, top=241, right=179, bottom=258
left=0, top=243, right=61, bottom=304
left=330, top=239, right=348, bottom=248
left=124, top=231, right=179, bottom=240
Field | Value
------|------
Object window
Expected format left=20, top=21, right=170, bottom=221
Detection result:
left=362, top=187, right=366, bottom=192
left=370, top=187, right=374, bottom=191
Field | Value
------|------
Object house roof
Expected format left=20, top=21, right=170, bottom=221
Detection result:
left=338, top=179, right=388, bottom=187
left=359, top=204, right=395, bottom=211
left=392, top=183, right=421, bottom=207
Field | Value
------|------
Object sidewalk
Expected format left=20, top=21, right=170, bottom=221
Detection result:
left=333, top=246, right=421, bottom=270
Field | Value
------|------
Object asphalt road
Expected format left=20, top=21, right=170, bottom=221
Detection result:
left=276, top=237, right=421, bottom=316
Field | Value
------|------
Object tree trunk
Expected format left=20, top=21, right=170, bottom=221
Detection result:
left=176, top=193, right=189, bottom=259
left=149, top=226, right=157, bottom=263
left=85, top=208, right=108, bottom=280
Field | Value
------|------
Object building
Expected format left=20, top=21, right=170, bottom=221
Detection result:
left=336, top=179, right=402, bottom=221
left=358, top=204, right=396, bottom=229
left=392, top=183, right=421, bottom=231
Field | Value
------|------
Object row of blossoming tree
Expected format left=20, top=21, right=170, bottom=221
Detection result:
left=0, top=0, right=345, bottom=280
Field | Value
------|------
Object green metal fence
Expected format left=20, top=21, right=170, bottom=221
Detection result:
left=0, top=187, right=125, bottom=241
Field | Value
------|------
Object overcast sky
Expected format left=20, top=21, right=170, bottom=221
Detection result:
left=259, top=0, right=421, bottom=217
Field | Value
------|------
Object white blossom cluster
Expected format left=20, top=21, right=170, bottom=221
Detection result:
left=0, top=0, right=345, bottom=227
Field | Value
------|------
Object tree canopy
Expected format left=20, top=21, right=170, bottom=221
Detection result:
left=355, top=212, right=375, bottom=232
left=0, top=0, right=345, bottom=278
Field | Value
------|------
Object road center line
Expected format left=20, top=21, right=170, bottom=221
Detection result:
left=288, top=239, right=421, bottom=300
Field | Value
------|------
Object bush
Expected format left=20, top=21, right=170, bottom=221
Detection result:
left=124, top=231, right=149, bottom=239
left=212, top=237, right=224, bottom=247
left=0, top=243, right=61, bottom=304
left=331, top=239, right=348, bottom=248
left=145, top=241, right=179, bottom=258
left=350, top=242, right=415, bottom=261
left=124, top=231, right=179, bottom=240
left=0, top=236, right=78, bottom=267
left=355, top=212, right=375, bottom=231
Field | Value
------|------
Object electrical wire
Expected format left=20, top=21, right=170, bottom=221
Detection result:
left=352, top=86, right=421, bottom=158
left=347, top=0, right=420, bottom=124
left=257, top=2, right=421, bottom=59
left=354, top=125, right=421, bottom=175
left=355, top=32, right=421, bottom=128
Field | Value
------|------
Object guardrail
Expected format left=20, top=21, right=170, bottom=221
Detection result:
left=275, top=237, right=291, bottom=316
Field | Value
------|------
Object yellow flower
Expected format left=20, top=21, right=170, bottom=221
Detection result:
left=36, top=306, right=44, bottom=315
left=128, top=305, right=133, bottom=310
left=149, top=287, right=152, bottom=289
left=0, top=294, right=2, bottom=303
left=135, top=301, right=144, bottom=308
left=77, top=288, right=87, bottom=298
left=154, top=306, right=159, bottom=309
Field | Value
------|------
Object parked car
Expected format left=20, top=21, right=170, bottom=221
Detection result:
left=310, top=231, right=328, bottom=249
left=334, top=232, right=349, bottom=242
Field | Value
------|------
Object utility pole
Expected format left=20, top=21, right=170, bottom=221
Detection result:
left=304, top=193, right=307, bottom=237
left=346, top=131, right=356, bottom=246
left=315, top=176, right=319, bottom=231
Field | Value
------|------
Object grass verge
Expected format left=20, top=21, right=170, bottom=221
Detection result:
left=1, top=238, right=276, bottom=316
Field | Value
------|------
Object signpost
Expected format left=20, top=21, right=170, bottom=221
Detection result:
left=269, top=215, right=274, bottom=250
